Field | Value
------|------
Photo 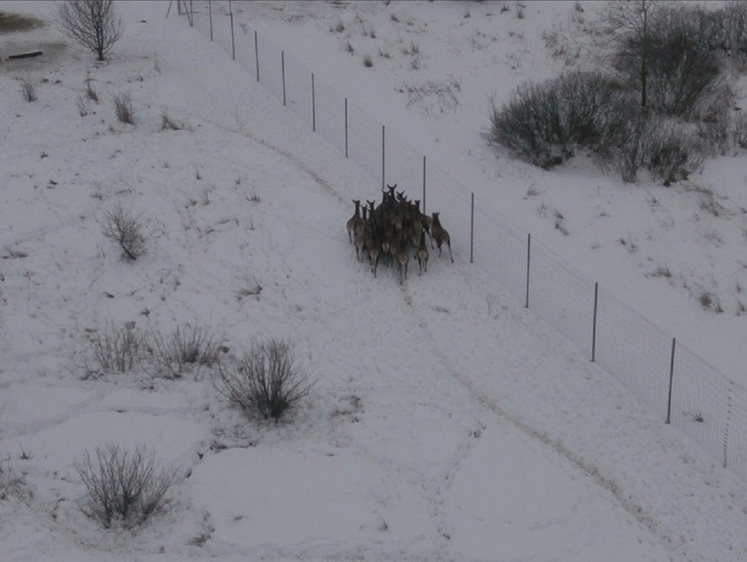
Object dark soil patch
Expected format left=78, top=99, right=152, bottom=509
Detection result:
left=0, top=12, right=45, bottom=34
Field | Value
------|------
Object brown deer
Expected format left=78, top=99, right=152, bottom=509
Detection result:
left=393, top=233, right=409, bottom=285
left=416, top=229, right=429, bottom=275
left=346, top=200, right=362, bottom=244
left=364, top=221, right=381, bottom=277
left=430, top=212, right=453, bottom=263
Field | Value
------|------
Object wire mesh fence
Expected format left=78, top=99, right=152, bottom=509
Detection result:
left=178, top=0, right=747, bottom=481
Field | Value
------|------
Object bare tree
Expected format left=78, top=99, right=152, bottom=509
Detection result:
left=603, top=0, right=661, bottom=109
left=56, top=0, right=124, bottom=61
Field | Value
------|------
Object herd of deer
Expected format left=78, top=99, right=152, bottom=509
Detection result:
left=346, top=183, right=453, bottom=284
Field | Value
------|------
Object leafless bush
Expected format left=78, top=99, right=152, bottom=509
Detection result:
left=75, top=444, right=177, bottom=529
left=81, top=322, right=147, bottom=378
left=55, top=0, right=123, bottom=61
left=602, top=108, right=701, bottom=184
left=102, top=203, right=146, bottom=261
left=646, top=123, right=703, bottom=184
left=159, top=110, right=183, bottom=131
left=488, top=71, right=621, bottom=168
left=19, top=78, right=37, bottom=102
left=148, top=324, right=223, bottom=380
left=0, top=459, right=26, bottom=501
left=731, top=113, right=747, bottom=149
left=113, top=92, right=135, bottom=125
left=213, top=340, right=313, bottom=421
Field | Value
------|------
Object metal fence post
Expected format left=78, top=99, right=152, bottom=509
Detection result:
left=254, top=30, right=260, bottom=82
left=281, top=51, right=286, bottom=106
left=422, top=155, right=427, bottom=215
left=381, top=125, right=386, bottom=190
left=208, top=0, right=213, bottom=41
left=229, top=13, right=235, bottom=60
left=666, top=338, right=676, bottom=424
left=724, top=380, right=734, bottom=468
left=525, top=233, right=531, bottom=309
left=344, top=97, right=349, bottom=158
left=591, top=282, right=599, bottom=362
left=470, top=193, right=475, bottom=264
left=311, top=73, right=316, bottom=132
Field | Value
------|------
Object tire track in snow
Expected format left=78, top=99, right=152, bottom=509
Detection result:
left=400, top=282, right=687, bottom=561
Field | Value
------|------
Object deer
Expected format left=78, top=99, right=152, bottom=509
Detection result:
left=393, top=233, right=409, bottom=285
left=430, top=212, right=453, bottom=263
left=364, top=220, right=382, bottom=277
left=416, top=229, right=429, bottom=275
left=346, top=200, right=362, bottom=244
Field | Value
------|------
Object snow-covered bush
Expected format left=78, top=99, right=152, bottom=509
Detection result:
left=75, top=444, right=177, bottom=529
left=213, top=340, right=313, bottom=421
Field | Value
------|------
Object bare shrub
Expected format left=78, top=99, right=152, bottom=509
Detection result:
left=605, top=2, right=723, bottom=115
left=488, top=71, right=621, bottom=168
left=113, top=92, right=135, bottom=125
left=723, top=1, right=747, bottom=58
left=82, top=322, right=147, bottom=378
left=0, top=459, right=26, bottom=501
left=102, top=203, right=146, bottom=261
left=55, top=0, right=124, bottom=61
left=731, top=113, right=747, bottom=149
left=159, top=110, right=182, bottom=131
left=75, top=444, right=177, bottom=529
left=148, top=324, right=223, bottom=380
left=19, top=78, right=37, bottom=102
left=645, top=123, right=703, bottom=184
left=213, top=340, right=313, bottom=421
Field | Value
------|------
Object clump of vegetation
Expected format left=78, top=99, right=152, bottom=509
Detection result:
left=148, top=324, right=224, bottom=380
left=19, top=78, right=37, bottom=102
left=213, top=340, right=313, bottom=421
left=75, top=444, right=177, bottom=529
left=102, top=202, right=146, bottom=261
left=81, top=322, right=147, bottom=378
left=489, top=1, right=747, bottom=184
left=113, top=92, right=135, bottom=125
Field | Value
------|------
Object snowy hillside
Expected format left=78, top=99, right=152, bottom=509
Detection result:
left=1, top=1, right=747, bottom=561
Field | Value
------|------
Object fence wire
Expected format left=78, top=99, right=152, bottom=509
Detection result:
left=180, top=1, right=746, bottom=482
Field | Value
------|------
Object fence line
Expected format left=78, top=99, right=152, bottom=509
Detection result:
left=179, top=1, right=747, bottom=481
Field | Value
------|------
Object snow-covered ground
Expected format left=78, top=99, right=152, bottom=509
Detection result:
left=1, top=1, right=746, bottom=560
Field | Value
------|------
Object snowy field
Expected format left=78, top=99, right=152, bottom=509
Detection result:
left=1, top=1, right=747, bottom=561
